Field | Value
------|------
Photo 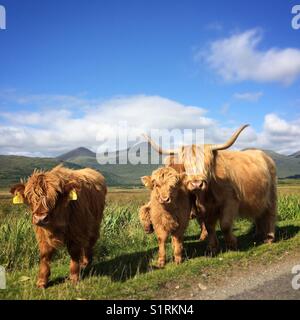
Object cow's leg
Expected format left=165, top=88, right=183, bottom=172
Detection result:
left=256, top=208, right=276, bottom=244
left=254, top=215, right=265, bottom=242
left=157, top=230, right=168, bottom=268
left=262, top=184, right=276, bottom=244
left=264, top=208, right=276, bottom=244
left=191, top=201, right=208, bottom=241
left=68, top=244, right=81, bottom=284
left=37, top=241, right=55, bottom=288
left=220, top=201, right=238, bottom=251
left=196, top=215, right=208, bottom=241
left=171, top=233, right=184, bottom=264
left=205, top=214, right=219, bottom=256
left=81, top=248, right=91, bottom=268
left=81, top=236, right=97, bottom=268
left=139, top=202, right=154, bottom=234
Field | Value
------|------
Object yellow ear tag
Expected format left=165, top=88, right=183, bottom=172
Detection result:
left=13, top=192, right=24, bottom=204
left=69, top=189, right=78, bottom=201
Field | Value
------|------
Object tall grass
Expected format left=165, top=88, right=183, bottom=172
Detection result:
left=0, top=194, right=299, bottom=272
left=278, top=195, right=300, bottom=221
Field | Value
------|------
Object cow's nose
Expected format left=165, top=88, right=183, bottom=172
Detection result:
left=33, top=214, right=49, bottom=226
left=191, top=181, right=204, bottom=189
left=159, top=196, right=170, bottom=203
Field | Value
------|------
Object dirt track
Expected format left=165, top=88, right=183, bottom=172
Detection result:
left=168, top=252, right=300, bottom=300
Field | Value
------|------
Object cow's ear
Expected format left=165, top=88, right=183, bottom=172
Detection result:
left=141, top=176, right=153, bottom=189
left=10, top=183, right=25, bottom=204
left=63, top=180, right=80, bottom=201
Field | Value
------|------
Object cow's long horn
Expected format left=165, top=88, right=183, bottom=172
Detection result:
left=142, top=134, right=178, bottom=155
left=210, top=124, right=249, bottom=151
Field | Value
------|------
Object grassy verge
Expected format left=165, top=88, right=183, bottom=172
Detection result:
left=0, top=193, right=300, bottom=300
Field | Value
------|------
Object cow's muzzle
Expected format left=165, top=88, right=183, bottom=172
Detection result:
left=189, top=180, right=206, bottom=190
left=158, top=196, right=171, bottom=204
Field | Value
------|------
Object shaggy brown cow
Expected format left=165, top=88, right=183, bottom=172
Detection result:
left=144, top=125, right=277, bottom=254
left=140, top=154, right=208, bottom=241
left=10, top=165, right=106, bottom=288
left=164, top=154, right=208, bottom=241
left=140, top=167, right=191, bottom=267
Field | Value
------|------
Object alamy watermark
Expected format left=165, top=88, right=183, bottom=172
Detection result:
left=95, top=122, right=205, bottom=172
left=0, top=266, right=6, bottom=289
left=0, top=4, right=6, bottom=30
left=292, top=265, right=300, bottom=290
left=292, top=5, right=300, bottom=30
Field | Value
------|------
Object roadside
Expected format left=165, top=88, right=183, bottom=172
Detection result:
left=165, top=251, right=300, bottom=300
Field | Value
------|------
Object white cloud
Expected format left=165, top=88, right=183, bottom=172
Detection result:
left=201, top=29, right=300, bottom=84
left=1, top=92, right=300, bottom=156
left=0, top=94, right=216, bottom=156
left=234, top=91, right=263, bottom=102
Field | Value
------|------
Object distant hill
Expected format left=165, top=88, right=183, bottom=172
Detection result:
left=0, top=155, right=82, bottom=188
left=56, top=143, right=162, bottom=187
left=56, top=147, right=96, bottom=161
left=263, top=150, right=300, bottom=179
left=1, top=146, right=300, bottom=188
left=289, top=151, right=300, bottom=158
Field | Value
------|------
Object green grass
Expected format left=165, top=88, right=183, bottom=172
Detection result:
left=0, top=193, right=300, bottom=300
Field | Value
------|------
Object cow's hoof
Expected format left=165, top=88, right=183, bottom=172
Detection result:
left=225, top=241, right=238, bottom=251
left=157, top=260, right=166, bottom=268
left=263, top=237, right=275, bottom=244
left=174, top=257, right=182, bottom=265
left=69, top=275, right=79, bottom=284
left=36, top=279, right=47, bottom=289
left=205, top=246, right=218, bottom=257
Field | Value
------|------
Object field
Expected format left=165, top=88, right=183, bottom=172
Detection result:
left=0, top=185, right=300, bottom=300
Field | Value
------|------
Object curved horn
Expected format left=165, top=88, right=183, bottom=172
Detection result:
left=142, top=134, right=178, bottom=155
left=210, top=124, right=249, bottom=151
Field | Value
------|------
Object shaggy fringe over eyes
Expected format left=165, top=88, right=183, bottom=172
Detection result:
left=179, top=145, right=214, bottom=182
left=24, top=169, right=62, bottom=212
left=151, top=167, right=180, bottom=187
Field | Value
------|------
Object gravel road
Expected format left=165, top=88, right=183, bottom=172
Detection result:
left=170, top=252, right=300, bottom=300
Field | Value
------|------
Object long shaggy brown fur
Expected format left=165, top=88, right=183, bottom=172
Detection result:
left=179, top=147, right=277, bottom=254
left=140, top=167, right=191, bottom=267
left=145, top=126, right=277, bottom=254
left=10, top=165, right=107, bottom=288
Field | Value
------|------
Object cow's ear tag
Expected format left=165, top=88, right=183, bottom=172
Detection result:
left=13, top=192, right=24, bottom=204
left=69, top=189, right=78, bottom=201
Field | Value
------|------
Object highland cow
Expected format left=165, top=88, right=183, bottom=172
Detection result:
left=144, top=125, right=277, bottom=254
left=140, top=154, right=208, bottom=241
left=10, top=165, right=106, bottom=288
left=140, top=167, right=191, bottom=267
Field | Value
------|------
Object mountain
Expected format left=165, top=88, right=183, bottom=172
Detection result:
left=56, top=143, right=162, bottom=187
left=56, top=145, right=300, bottom=182
left=289, top=151, right=300, bottom=158
left=1, top=146, right=300, bottom=188
left=56, top=147, right=96, bottom=161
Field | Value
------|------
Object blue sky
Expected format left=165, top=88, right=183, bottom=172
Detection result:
left=1, top=0, right=300, bottom=156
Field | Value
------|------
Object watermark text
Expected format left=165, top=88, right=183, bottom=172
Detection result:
left=292, top=5, right=300, bottom=30
left=0, top=5, right=6, bottom=30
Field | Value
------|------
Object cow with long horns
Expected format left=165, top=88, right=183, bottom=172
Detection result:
left=144, top=125, right=277, bottom=254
